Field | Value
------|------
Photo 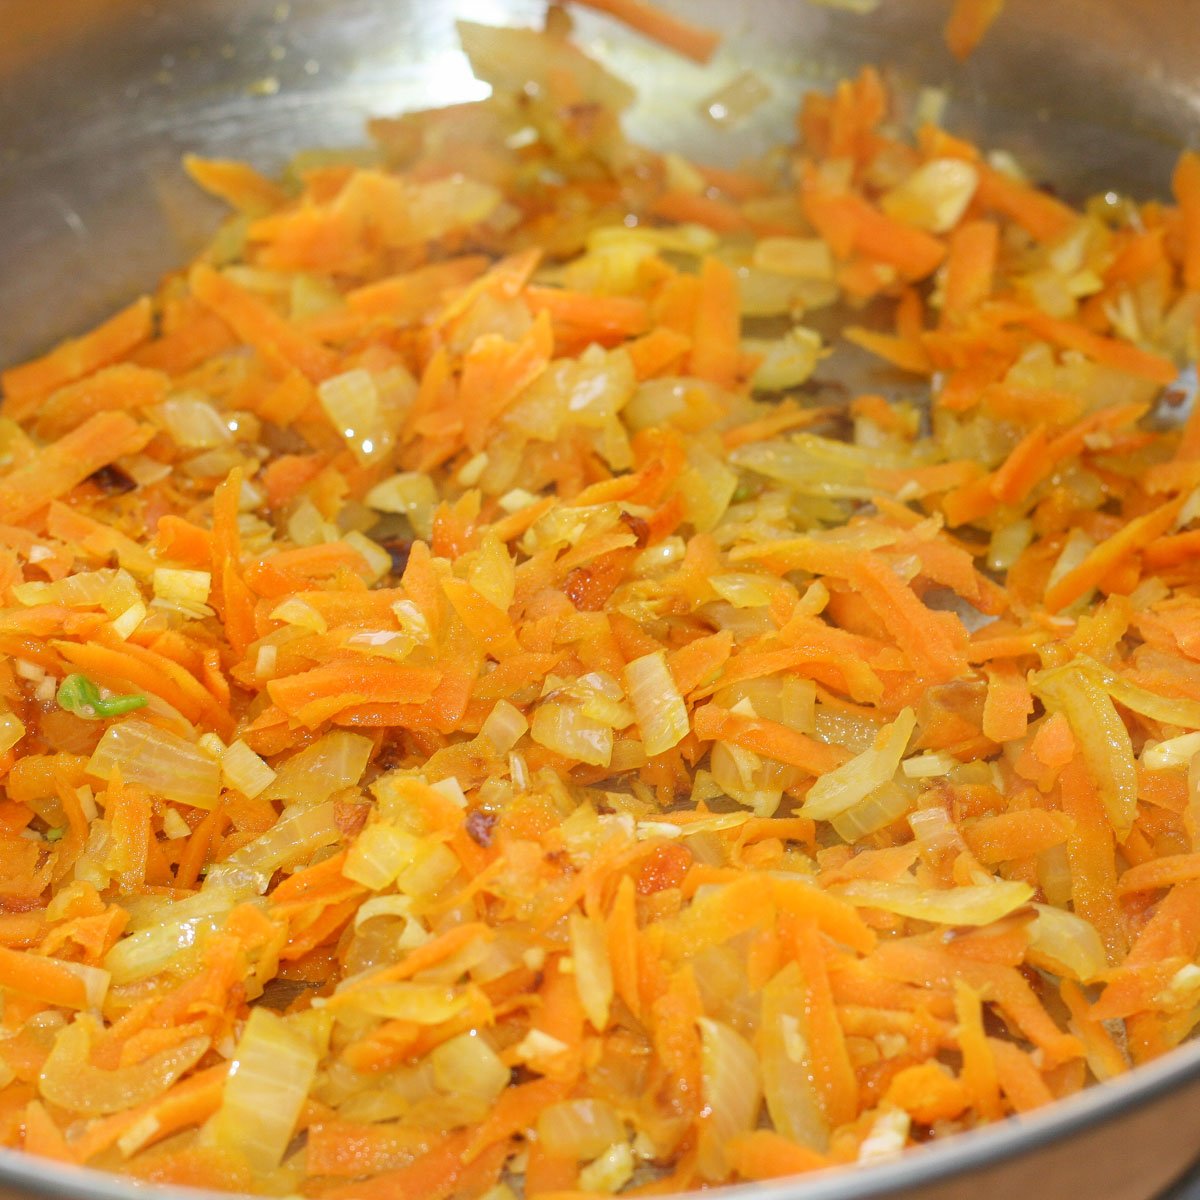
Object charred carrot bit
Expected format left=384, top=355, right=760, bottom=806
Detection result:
left=570, top=0, right=721, bottom=63
left=189, top=262, right=339, bottom=381
left=1, top=296, right=154, bottom=415
left=183, top=154, right=288, bottom=214
left=0, top=410, right=153, bottom=524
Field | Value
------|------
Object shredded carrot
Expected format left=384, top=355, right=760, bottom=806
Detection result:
left=944, top=0, right=1007, bottom=60
left=0, top=11, right=1198, bottom=1195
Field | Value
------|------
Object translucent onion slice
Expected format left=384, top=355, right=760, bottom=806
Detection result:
left=212, top=1007, right=318, bottom=1172
left=342, top=822, right=419, bottom=892
left=801, top=708, right=916, bottom=821
left=531, top=701, right=613, bottom=767
left=0, top=711, right=24, bottom=755
left=696, top=1017, right=762, bottom=1182
left=205, top=801, right=340, bottom=894
left=569, top=912, right=614, bottom=1032
left=829, top=779, right=914, bottom=842
left=537, top=1099, right=626, bottom=1160
left=1032, top=664, right=1137, bottom=838
left=40, top=1016, right=209, bottom=1116
left=1027, top=903, right=1108, bottom=982
left=759, top=963, right=829, bottom=1152
left=1076, top=654, right=1200, bottom=730
left=479, top=698, right=529, bottom=754
left=220, top=738, right=277, bottom=799
left=259, top=730, right=373, bottom=808
left=104, top=889, right=253, bottom=983
left=430, top=1031, right=509, bottom=1105
left=625, top=651, right=689, bottom=758
left=836, top=878, right=1034, bottom=926
left=88, top=718, right=221, bottom=810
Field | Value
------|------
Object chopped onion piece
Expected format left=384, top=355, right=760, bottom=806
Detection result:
left=881, top=159, right=979, bottom=233
left=1076, top=655, right=1200, bottom=730
left=105, top=889, right=246, bottom=983
left=431, top=1031, right=509, bottom=1105
left=88, top=719, right=221, bottom=810
left=569, top=912, right=613, bottom=1032
left=625, top=651, right=689, bottom=758
left=1027, top=904, right=1108, bottom=982
left=270, top=596, right=328, bottom=633
left=40, top=1015, right=209, bottom=1116
left=829, top=780, right=913, bottom=841
left=317, top=368, right=389, bottom=465
left=701, top=70, right=772, bottom=127
left=0, top=711, right=24, bottom=755
left=537, top=1099, right=626, bottom=1160
left=836, top=878, right=1034, bottom=925
left=746, top=327, right=824, bottom=392
left=531, top=702, right=612, bottom=767
left=801, top=708, right=916, bottom=821
left=580, top=1142, right=635, bottom=1194
left=365, top=471, right=439, bottom=541
left=479, top=698, right=529, bottom=754
left=343, top=822, right=419, bottom=891
left=159, top=395, right=234, bottom=449
left=336, top=982, right=471, bottom=1024
left=152, top=567, right=212, bottom=612
left=760, top=963, right=829, bottom=1151
left=260, top=730, right=373, bottom=808
left=753, top=237, right=836, bottom=281
left=221, top=738, right=277, bottom=799
left=212, top=1007, right=318, bottom=1172
left=207, top=801, right=340, bottom=894
left=696, top=1017, right=762, bottom=1182
left=1143, top=731, right=1200, bottom=771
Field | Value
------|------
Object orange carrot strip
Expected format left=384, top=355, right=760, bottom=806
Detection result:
left=1172, top=150, right=1200, bottom=291
left=692, top=704, right=844, bottom=776
left=974, top=164, right=1076, bottom=243
left=189, top=262, right=339, bottom=381
left=0, top=411, right=153, bottom=524
left=1044, top=495, right=1184, bottom=612
left=689, top=256, right=742, bottom=389
left=183, top=154, right=288, bottom=213
left=942, top=219, right=999, bottom=320
left=1, top=296, right=154, bottom=415
left=944, top=0, right=1006, bottom=60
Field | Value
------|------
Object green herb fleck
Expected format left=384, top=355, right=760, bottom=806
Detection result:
left=44, top=827, right=65, bottom=843
left=56, top=673, right=147, bottom=720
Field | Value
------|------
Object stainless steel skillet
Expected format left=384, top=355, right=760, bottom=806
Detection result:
left=0, top=2, right=1198, bottom=1198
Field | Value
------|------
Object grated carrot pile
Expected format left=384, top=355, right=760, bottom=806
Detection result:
left=0, top=5, right=1198, bottom=1196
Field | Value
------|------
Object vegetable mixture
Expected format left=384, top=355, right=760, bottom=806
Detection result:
left=1, top=1, right=1200, bottom=1195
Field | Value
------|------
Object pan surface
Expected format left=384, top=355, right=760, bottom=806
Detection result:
left=0, top=2, right=1198, bottom=1198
